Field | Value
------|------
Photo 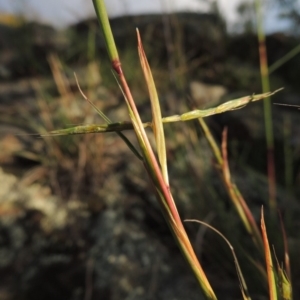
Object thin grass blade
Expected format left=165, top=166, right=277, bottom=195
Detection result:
left=221, top=128, right=264, bottom=251
left=45, top=89, right=283, bottom=138
left=278, top=212, right=291, bottom=281
left=137, top=30, right=168, bottom=184
left=269, top=44, right=300, bottom=74
left=185, top=219, right=251, bottom=300
left=273, top=247, right=292, bottom=300
left=261, top=207, right=278, bottom=300
left=43, top=123, right=134, bottom=136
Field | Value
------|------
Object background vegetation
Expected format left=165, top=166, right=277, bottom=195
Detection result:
left=0, top=2, right=300, bottom=299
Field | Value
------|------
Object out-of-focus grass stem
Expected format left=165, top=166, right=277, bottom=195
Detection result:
left=269, top=44, right=300, bottom=74
left=283, top=114, right=293, bottom=193
left=255, top=0, right=276, bottom=214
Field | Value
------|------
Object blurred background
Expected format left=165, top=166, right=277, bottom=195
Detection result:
left=0, top=0, right=300, bottom=299
left=0, top=0, right=295, bottom=31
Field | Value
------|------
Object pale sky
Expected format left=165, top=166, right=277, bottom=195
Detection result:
left=0, top=0, right=294, bottom=33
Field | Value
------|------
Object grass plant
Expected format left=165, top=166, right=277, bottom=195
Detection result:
left=35, top=1, right=297, bottom=299
left=5, top=0, right=299, bottom=300
left=92, top=0, right=217, bottom=298
left=2, top=2, right=300, bottom=298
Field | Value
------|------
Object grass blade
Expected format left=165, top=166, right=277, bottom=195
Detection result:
left=137, top=29, right=168, bottom=184
left=45, top=89, right=282, bottom=137
left=162, top=89, right=282, bottom=122
left=185, top=219, right=251, bottom=300
left=261, top=207, right=278, bottom=300
left=273, top=246, right=292, bottom=300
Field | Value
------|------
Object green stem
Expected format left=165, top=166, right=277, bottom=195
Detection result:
left=92, top=0, right=119, bottom=65
left=255, top=0, right=277, bottom=213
